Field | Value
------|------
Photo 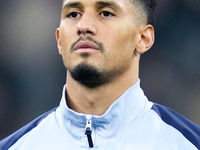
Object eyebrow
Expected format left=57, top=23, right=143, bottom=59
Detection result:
left=62, top=1, right=121, bottom=10
left=95, top=1, right=121, bottom=10
left=62, top=2, right=83, bottom=10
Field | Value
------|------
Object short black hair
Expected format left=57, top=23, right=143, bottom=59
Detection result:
left=130, top=0, right=157, bottom=25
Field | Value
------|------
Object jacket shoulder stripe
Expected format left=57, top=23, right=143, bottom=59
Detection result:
left=0, top=107, right=57, bottom=150
left=151, top=103, right=200, bottom=149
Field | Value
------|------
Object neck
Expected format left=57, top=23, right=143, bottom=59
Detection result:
left=66, top=61, right=139, bottom=116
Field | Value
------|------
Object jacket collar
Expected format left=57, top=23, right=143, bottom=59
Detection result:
left=56, top=79, right=153, bottom=139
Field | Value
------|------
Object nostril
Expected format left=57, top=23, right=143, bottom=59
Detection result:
left=77, top=30, right=82, bottom=35
left=86, top=30, right=93, bottom=34
left=77, top=30, right=94, bottom=36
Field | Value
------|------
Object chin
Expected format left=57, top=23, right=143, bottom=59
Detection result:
left=67, top=63, right=109, bottom=89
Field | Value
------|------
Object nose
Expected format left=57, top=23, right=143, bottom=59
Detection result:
left=77, top=12, right=97, bottom=36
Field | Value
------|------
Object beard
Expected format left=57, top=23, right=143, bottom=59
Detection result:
left=68, top=63, right=111, bottom=88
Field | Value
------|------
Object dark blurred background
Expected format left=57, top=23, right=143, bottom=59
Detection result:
left=0, top=0, right=200, bottom=139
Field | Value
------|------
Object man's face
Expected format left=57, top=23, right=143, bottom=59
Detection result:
left=56, top=0, right=145, bottom=88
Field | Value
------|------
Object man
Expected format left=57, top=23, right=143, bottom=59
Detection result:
left=1, top=0, right=200, bottom=149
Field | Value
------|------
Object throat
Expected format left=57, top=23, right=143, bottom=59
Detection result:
left=66, top=97, right=110, bottom=116
left=66, top=85, right=114, bottom=116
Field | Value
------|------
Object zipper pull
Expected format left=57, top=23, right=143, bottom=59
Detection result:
left=85, top=116, right=94, bottom=148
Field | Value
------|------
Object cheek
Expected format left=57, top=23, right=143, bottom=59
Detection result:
left=107, top=24, right=137, bottom=48
left=58, top=29, right=72, bottom=67
left=60, top=31, right=70, bottom=51
left=103, top=43, right=134, bottom=70
left=107, top=32, right=136, bottom=57
left=59, top=24, right=77, bottom=52
left=102, top=31, right=136, bottom=69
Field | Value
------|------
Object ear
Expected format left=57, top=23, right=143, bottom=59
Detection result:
left=55, top=28, right=62, bottom=55
left=135, top=25, right=154, bottom=54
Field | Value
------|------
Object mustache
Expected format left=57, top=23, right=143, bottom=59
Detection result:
left=70, top=37, right=104, bottom=52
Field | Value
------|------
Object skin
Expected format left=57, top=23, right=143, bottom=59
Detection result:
left=56, top=0, right=154, bottom=116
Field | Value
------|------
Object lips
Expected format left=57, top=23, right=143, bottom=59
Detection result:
left=74, top=41, right=99, bottom=52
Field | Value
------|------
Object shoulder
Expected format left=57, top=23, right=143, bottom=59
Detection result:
left=151, top=103, right=200, bottom=149
left=0, top=107, right=57, bottom=150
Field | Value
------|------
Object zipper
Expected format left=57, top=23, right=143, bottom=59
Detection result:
left=85, top=116, right=94, bottom=148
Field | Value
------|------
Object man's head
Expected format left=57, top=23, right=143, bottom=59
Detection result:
left=56, top=0, right=157, bottom=88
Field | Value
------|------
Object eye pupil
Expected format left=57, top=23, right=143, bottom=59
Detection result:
left=103, top=11, right=110, bottom=17
left=71, top=12, right=78, bottom=18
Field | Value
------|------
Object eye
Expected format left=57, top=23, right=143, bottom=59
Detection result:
left=66, top=12, right=81, bottom=19
left=99, top=11, right=115, bottom=17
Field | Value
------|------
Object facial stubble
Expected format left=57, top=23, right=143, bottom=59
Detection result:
left=69, top=63, right=113, bottom=88
left=67, top=37, right=112, bottom=88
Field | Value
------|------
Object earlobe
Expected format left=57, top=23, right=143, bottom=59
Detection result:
left=55, top=28, right=62, bottom=55
left=135, top=25, right=154, bottom=54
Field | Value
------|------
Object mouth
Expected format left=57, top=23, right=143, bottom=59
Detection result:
left=74, top=40, right=100, bottom=53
